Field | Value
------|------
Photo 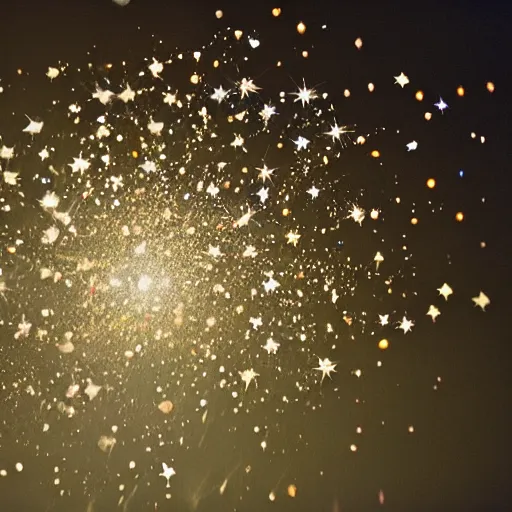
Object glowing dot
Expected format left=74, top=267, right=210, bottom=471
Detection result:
left=357, top=135, right=366, bottom=145
left=287, top=484, right=297, bottom=497
left=344, top=89, right=351, bottom=97
left=355, top=37, right=363, bottom=49
left=215, top=10, right=223, bottom=19
left=297, top=22, right=306, bottom=35
left=131, top=150, right=138, bottom=158
left=408, top=425, right=415, bottom=433
left=480, top=241, right=486, bottom=248
left=277, top=142, right=283, bottom=149
left=17, top=69, right=23, bottom=75
left=190, top=73, right=199, bottom=84
left=368, top=83, right=375, bottom=92
left=371, top=150, right=380, bottom=158
left=415, top=90, right=424, bottom=101
left=426, top=178, right=436, bottom=189
left=137, top=275, right=152, bottom=292
left=129, top=461, right=136, bottom=469
left=370, top=209, right=379, bottom=220
left=486, top=81, right=495, bottom=93
left=350, top=444, right=357, bottom=452
left=213, top=60, right=219, bottom=68
left=378, top=339, right=389, bottom=350
left=282, top=208, right=290, bottom=216
left=158, top=400, right=174, bottom=414
left=234, top=30, right=243, bottom=40
left=424, top=112, right=432, bottom=121
left=302, top=50, right=309, bottom=58
left=15, top=463, right=23, bottom=472
left=272, top=7, right=281, bottom=17
left=269, top=491, right=276, bottom=501
left=455, top=212, right=464, bottom=222
left=457, top=86, right=465, bottom=96
left=411, top=217, right=418, bottom=225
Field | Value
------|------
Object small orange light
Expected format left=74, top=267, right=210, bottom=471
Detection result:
left=486, top=82, right=495, bottom=93
left=455, top=212, right=464, bottom=222
left=272, top=8, right=281, bottom=17
left=371, top=150, right=380, bottom=158
left=426, top=178, right=436, bottom=189
left=457, top=86, right=465, bottom=96
left=132, top=150, right=138, bottom=158
left=287, top=484, right=297, bottom=498
left=378, top=339, right=389, bottom=350
left=411, top=217, right=418, bottom=225
left=282, top=208, right=290, bottom=216
left=415, top=90, right=424, bottom=101
left=297, top=22, right=306, bottom=35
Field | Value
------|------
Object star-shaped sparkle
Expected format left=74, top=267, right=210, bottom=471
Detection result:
left=159, top=463, right=176, bottom=488
left=437, top=283, right=453, bottom=301
left=394, top=72, right=410, bottom=87
left=256, top=164, right=276, bottom=183
left=292, top=81, right=318, bottom=107
left=293, top=136, right=310, bottom=151
left=472, top=291, right=490, bottom=311
left=435, top=97, right=448, bottom=112
left=239, top=78, right=261, bottom=98
left=286, top=231, right=301, bottom=246
left=427, top=305, right=441, bottom=322
left=397, top=316, right=414, bottom=334
left=211, top=85, right=229, bottom=103
left=240, top=368, right=259, bottom=390
left=315, top=357, right=337, bottom=383
left=262, top=338, right=280, bottom=354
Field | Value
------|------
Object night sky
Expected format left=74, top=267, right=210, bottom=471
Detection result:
left=0, top=1, right=511, bottom=511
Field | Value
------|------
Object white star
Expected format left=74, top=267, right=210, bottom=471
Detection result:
left=292, top=81, right=318, bottom=107
left=23, top=116, right=43, bottom=135
left=286, top=231, right=301, bottom=247
left=211, top=86, right=229, bottom=103
left=118, top=84, right=136, bottom=103
left=406, top=141, right=418, bottom=151
left=92, top=87, right=115, bottom=105
left=427, top=305, right=441, bottom=322
left=68, top=156, right=90, bottom=174
left=324, top=122, right=353, bottom=141
left=262, top=338, right=280, bottom=354
left=472, top=291, right=490, bottom=311
left=38, top=148, right=50, bottom=161
left=348, top=205, right=365, bottom=225
left=435, top=97, right=448, bottom=112
left=239, top=78, right=261, bottom=98
left=208, top=245, right=223, bottom=258
left=239, top=368, right=259, bottom=390
left=259, top=104, right=277, bottom=123
left=206, top=182, right=220, bottom=197
left=159, top=463, right=176, bottom=488
left=231, top=134, right=245, bottom=148
left=293, top=136, right=310, bottom=151
left=437, top=283, right=453, bottom=301
left=397, top=316, right=414, bottom=334
left=256, top=164, right=276, bottom=183
left=394, top=72, right=410, bottom=88
left=378, top=314, right=389, bottom=326
left=0, top=146, right=15, bottom=159
left=315, top=357, right=337, bottom=383
left=249, top=317, right=263, bottom=330
left=148, top=58, right=163, bottom=78
left=263, top=276, right=280, bottom=293
left=163, top=91, right=177, bottom=106
left=3, top=171, right=18, bottom=185
left=257, top=187, right=269, bottom=204
left=307, top=186, right=320, bottom=198
left=243, top=245, right=257, bottom=258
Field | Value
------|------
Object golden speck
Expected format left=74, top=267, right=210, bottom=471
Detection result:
left=480, top=241, right=486, bottom=248
left=344, top=89, right=351, bottom=97
left=131, top=150, right=138, bottom=158
left=17, top=69, right=23, bottom=75
left=378, top=339, right=389, bottom=350
left=368, top=83, right=375, bottom=92
left=234, top=30, right=243, bottom=40
left=457, top=86, right=465, bottom=96
left=415, top=90, right=424, bottom=101
left=355, top=37, right=363, bottom=49
left=223, top=181, right=231, bottom=189
left=408, top=425, right=415, bottom=433
left=213, top=60, right=219, bottom=68
left=287, top=484, right=297, bottom=497
left=424, top=112, right=432, bottom=121
left=242, top=167, right=248, bottom=174
left=272, top=7, right=281, bottom=17
left=277, top=142, right=283, bottom=149
left=486, top=81, right=495, bottom=93
left=370, top=209, right=379, bottom=220
left=190, top=73, right=200, bottom=84
left=455, top=212, right=464, bottom=222
left=297, top=22, right=306, bottom=35
left=302, top=50, right=309, bottom=58
left=371, top=150, right=380, bottom=158
left=426, top=178, right=436, bottom=189
left=356, top=135, right=366, bottom=145
left=411, top=217, right=418, bottom=225
left=215, top=10, right=223, bottom=19
left=350, top=444, right=358, bottom=452
left=282, top=208, right=290, bottom=216
left=7, top=246, right=16, bottom=254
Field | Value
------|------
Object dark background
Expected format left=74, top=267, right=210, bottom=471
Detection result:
left=1, top=0, right=511, bottom=511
